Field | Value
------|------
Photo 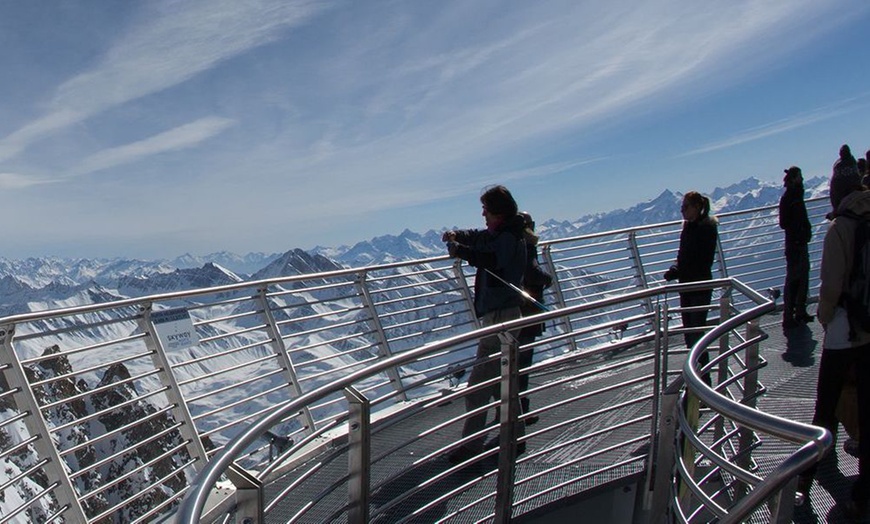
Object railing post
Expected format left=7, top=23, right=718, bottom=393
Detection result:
left=494, top=330, right=520, bottom=523
left=256, top=287, right=317, bottom=435
left=138, top=304, right=210, bottom=468
left=735, top=319, right=761, bottom=499
left=354, top=271, right=407, bottom=401
left=678, top=391, right=701, bottom=509
left=452, top=260, right=481, bottom=328
left=649, top=382, right=681, bottom=522
left=226, top=464, right=263, bottom=524
left=345, top=386, right=370, bottom=524
left=768, top=476, right=798, bottom=524
left=627, top=231, right=654, bottom=315
left=645, top=304, right=664, bottom=497
left=716, top=234, right=729, bottom=278
left=714, top=294, right=732, bottom=446
left=541, top=245, right=578, bottom=352
left=0, top=322, right=89, bottom=522
left=662, top=300, right=672, bottom=389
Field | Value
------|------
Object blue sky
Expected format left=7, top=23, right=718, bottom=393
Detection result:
left=1, top=1, right=868, bottom=259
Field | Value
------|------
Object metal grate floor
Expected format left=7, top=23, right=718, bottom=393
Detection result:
left=262, top=310, right=856, bottom=523
left=756, top=311, right=860, bottom=524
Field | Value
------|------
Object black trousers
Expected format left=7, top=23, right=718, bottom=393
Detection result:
left=783, top=243, right=810, bottom=319
left=681, top=289, right=713, bottom=380
left=460, top=306, right=522, bottom=452
left=804, top=344, right=870, bottom=502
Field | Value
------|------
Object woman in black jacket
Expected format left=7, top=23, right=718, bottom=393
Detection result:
left=664, top=192, right=719, bottom=374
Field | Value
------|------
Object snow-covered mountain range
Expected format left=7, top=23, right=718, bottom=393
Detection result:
left=0, top=176, right=828, bottom=317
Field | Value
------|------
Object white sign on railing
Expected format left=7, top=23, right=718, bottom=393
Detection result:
left=152, top=308, right=198, bottom=351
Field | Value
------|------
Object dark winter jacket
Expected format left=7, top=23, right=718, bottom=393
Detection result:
left=831, top=154, right=862, bottom=210
left=449, top=215, right=527, bottom=317
left=778, top=185, right=812, bottom=246
left=519, top=236, right=553, bottom=337
left=669, top=216, right=718, bottom=284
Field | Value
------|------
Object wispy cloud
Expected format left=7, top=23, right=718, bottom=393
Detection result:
left=0, top=0, right=333, bottom=162
left=677, top=96, right=870, bottom=157
left=0, top=172, right=57, bottom=190
left=1, top=0, right=868, bottom=257
left=274, top=1, right=845, bottom=185
left=74, top=117, right=236, bottom=175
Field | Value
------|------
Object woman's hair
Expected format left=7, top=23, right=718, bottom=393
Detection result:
left=683, top=191, right=712, bottom=220
left=519, top=211, right=539, bottom=245
left=480, top=185, right=518, bottom=217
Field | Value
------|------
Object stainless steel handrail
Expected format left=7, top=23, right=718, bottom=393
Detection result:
left=175, top=279, right=763, bottom=523
left=659, top=277, right=831, bottom=523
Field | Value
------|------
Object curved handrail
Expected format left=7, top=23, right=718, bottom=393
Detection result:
left=679, top=280, right=832, bottom=523
left=175, top=278, right=758, bottom=523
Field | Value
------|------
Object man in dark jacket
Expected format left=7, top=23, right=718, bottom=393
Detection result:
left=443, top=185, right=527, bottom=463
left=831, top=144, right=861, bottom=213
left=779, top=166, right=813, bottom=328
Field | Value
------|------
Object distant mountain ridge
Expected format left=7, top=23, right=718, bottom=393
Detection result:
left=0, top=176, right=828, bottom=316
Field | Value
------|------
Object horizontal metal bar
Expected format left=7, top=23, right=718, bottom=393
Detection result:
left=178, top=351, right=278, bottom=387
left=192, top=382, right=288, bottom=422
left=0, top=481, right=61, bottom=524
left=29, top=348, right=155, bottom=389
left=39, top=368, right=162, bottom=411
left=172, top=340, right=277, bottom=374
left=185, top=367, right=285, bottom=404
left=19, top=332, right=147, bottom=366
left=73, top=420, right=185, bottom=484
left=51, top=385, right=171, bottom=434
left=61, top=405, right=175, bottom=459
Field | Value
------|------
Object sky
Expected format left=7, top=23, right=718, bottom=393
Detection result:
left=0, top=0, right=869, bottom=260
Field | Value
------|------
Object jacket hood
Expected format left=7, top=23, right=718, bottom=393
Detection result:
left=838, top=189, right=870, bottom=218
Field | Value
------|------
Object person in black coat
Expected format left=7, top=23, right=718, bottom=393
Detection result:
left=779, top=166, right=813, bottom=328
left=443, top=185, right=527, bottom=463
left=664, top=192, right=719, bottom=378
left=831, top=144, right=861, bottom=213
left=516, top=212, right=552, bottom=424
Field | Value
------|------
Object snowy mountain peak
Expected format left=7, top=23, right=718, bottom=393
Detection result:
left=250, top=248, right=344, bottom=281
left=117, top=263, right=244, bottom=297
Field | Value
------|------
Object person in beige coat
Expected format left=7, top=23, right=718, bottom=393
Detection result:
left=799, top=184, right=870, bottom=519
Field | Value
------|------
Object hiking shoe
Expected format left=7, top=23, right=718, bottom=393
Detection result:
left=795, top=475, right=813, bottom=506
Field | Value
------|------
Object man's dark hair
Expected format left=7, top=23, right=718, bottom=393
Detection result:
left=480, top=185, right=518, bottom=217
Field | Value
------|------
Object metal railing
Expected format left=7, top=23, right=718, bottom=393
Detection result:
left=175, top=279, right=771, bottom=523
left=650, top=289, right=831, bottom=523
left=0, top=197, right=830, bottom=522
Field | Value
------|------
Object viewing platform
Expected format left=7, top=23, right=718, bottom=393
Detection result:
left=0, top=196, right=843, bottom=523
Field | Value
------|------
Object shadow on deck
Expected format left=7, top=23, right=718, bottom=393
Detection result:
left=757, top=310, right=858, bottom=524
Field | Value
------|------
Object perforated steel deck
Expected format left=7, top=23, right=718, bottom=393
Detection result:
left=756, top=312, right=859, bottom=524
left=262, top=310, right=855, bottom=523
